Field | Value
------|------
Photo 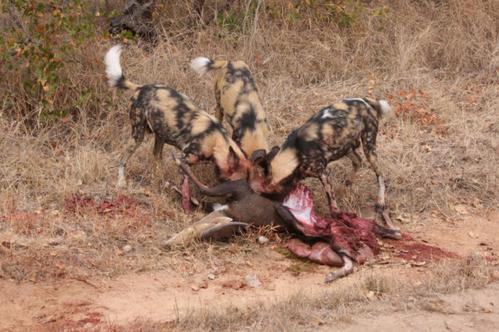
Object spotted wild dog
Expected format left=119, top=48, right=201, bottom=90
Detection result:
left=190, top=57, right=270, bottom=158
left=249, top=98, right=398, bottom=230
left=104, top=45, right=250, bottom=211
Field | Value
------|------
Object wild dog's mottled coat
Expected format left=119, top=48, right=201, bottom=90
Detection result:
left=104, top=45, right=248, bottom=188
left=250, top=98, right=396, bottom=229
left=191, top=57, right=270, bottom=158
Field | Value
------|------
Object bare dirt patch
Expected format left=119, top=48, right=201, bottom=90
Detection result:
left=335, top=282, right=499, bottom=332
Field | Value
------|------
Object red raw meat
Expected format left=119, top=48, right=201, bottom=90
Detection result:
left=283, top=184, right=392, bottom=264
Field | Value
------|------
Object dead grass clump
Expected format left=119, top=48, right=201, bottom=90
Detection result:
left=416, top=255, right=493, bottom=294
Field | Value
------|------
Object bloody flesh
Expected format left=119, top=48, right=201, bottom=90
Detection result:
left=283, top=184, right=386, bottom=264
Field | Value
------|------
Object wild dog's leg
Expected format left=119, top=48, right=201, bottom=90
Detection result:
left=153, top=136, right=164, bottom=161
left=374, top=223, right=402, bottom=240
left=152, top=136, right=165, bottom=182
left=345, top=149, right=362, bottom=187
left=361, top=133, right=398, bottom=231
left=319, top=168, right=340, bottom=216
left=324, top=254, right=354, bottom=283
left=118, top=108, right=146, bottom=188
left=175, top=149, right=201, bottom=214
left=118, top=133, right=145, bottom=188
left=215, top=87, right=224, bottom=123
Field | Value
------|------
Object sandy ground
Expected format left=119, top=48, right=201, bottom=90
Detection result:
left=335, top=282, right=499, bottom=332
left=1, top=210, right=498, bottom=331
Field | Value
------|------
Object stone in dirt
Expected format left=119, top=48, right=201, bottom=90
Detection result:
left=245, top=274, right=262, bottom=288
left=258, top=236, right=269, bottom=245
left=122, top=244, right=133, bottom=253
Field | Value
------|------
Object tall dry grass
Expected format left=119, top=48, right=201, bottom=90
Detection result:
left=0, top=0, right=498, bottom=280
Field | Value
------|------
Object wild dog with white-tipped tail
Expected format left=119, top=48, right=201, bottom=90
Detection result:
left=248, top=98, right=398, bottom=230
left=104, top=45, right=250, bottom=211
left=190, top=57, right=270, bottom=158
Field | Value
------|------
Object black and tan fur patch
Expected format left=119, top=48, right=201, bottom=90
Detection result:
left=265, top=98, right=389, bottom=192
left=126, top=83, right=246, bottom=179
left=193, top=58, right=270, bottom=158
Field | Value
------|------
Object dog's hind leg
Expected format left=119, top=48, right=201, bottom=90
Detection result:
left=361, top=134, right=398, bottom=231
left=320, top=168, right=340, bottom=216
left=345, top=149, right=362, bottom=187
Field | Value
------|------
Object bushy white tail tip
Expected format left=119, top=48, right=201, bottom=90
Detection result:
left=379, top=100, right=393, bottom=117
left=104, top=45, right=123, bottom=87
left=190, top=57, right=212, bottom=75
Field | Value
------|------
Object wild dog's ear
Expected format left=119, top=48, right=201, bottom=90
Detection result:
left=267, top=146, right=280, bottom=162
left=250, top=149, right=267, bottom=166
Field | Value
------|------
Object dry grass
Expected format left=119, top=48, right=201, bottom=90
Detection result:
left=0, top=0, right=498, bottom=281
left=110, top=256, right=494, bottom=331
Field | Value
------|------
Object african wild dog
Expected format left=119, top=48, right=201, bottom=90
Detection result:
left=190, top=57, right=270, bottom=158
left=249, top=98, right=397, bottom=230
left=104, top=45, right=250, bottom=211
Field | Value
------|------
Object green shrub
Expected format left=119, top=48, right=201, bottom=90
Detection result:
left=1, top=0, right=100, bottom=125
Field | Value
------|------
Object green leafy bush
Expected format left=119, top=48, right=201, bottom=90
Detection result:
left=1, top=0, right=100, bottom=125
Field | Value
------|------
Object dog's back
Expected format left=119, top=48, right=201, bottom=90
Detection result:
left=266, top=98, right=391, bottom=189
left=191, top=57, right=270, bottom=157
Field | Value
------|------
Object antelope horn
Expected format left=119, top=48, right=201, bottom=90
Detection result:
left=201, top=222, right=250, bottom=240
left=162, top=211, right=233, bottom=249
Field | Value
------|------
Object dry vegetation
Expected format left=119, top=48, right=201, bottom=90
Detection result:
left=0, top=0, right=498, bottom=289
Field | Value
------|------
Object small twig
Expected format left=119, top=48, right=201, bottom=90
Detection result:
left=70, top=277, right=101, bottom=290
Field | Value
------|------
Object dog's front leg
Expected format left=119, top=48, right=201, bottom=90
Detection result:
left=319, top=168, right=340, bottom=216
left=215, top=88, right=224, bottom=123
left=153, top=136, right=164, bottom=161
left=118, top=136, right=145, bottom=188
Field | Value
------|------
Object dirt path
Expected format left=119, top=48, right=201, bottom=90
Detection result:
left=335, top=282, right=499, bottom=332
left=1, top=211, right=498, bottom=331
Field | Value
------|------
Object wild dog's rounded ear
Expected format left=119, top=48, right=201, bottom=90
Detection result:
left=267, top=146, right=280, bottom=161
left=250, top=149, right=267, bottom=165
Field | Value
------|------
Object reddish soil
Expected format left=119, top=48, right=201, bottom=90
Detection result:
left=386, top=233, right=460, bottom=262
left=64, top=194, right=140, bottom=216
